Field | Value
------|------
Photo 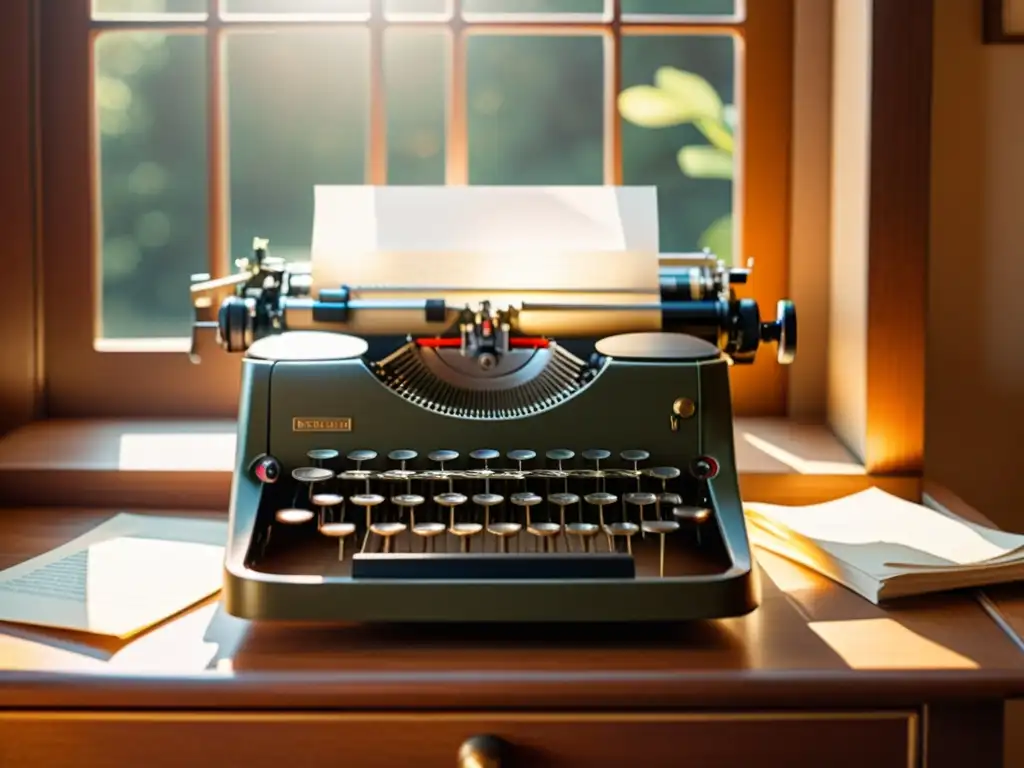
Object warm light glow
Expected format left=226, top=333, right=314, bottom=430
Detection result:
left=117, top=432, right=236, bottom=471
left=808, top=618, right=979, bottom=670
left=86, top=536, right=224, bottom=637
left=107, top=602, right=226, bottom=673
left=741, top=432, right=866, bottom=475
left=0, top=632, right=108, bottom=673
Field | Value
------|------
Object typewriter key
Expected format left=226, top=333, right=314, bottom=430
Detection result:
left=428, top=450, right=459, bottom=470
left=566, top=521, right=600, bottom=552
left=307, top=448, right=339, bottom=466
left=648, top=466, right=681, bottom=482
left=370, top=521, right=408, bottom=553
left=292, top=467, right=334, bottom=484
left=582, top=449, right=611, bottom=472
left=412, top=521, right=447, bottom=551
left=642, top=519, right=681, bottom=577
left=388, top=449, right=418, bottom=464
left=339, top=470, right=372, bottom=481
left=528, top=521, right=562, bottom=553
left=620, top=449, right=650, bottom=464
left=392, top=493, right=425, bottom=507
left=510, top=492, right=542, bottom=507
left=473, top=493, right=504, bottom=507
left=673, top=505, right=712, bottom=546
left=351, top=493, right=386, bottom=553
left=434, top=492, right=468, bottom=507
left=585, top=491, right=617, bottom=506
left=506, top=449, right=536, bottom=471
left=450, top=521, right=484, bottom=552
left=320, top=521, right=356, bottom=561
left=606, top=521, right=641, bottom=555
left=487, top=521, right=523, bottom=553
left=473, top=492, right=504, bottom=532
left=347, top=450, right=377, bottom=469
left=585, top=492, right=617, bottom=550
left=547, top=492, right=579, bottom=545
left=470, top=449, right=500, bottom=471
left=275, top=508, right=315, bottom=525
left=625, top=491, right=657, bottom=529
left=312, top=493, right=344, bottom=507
left=312, top=493, right=344, bottom=526
left=545, top=448, right=575, bottom=470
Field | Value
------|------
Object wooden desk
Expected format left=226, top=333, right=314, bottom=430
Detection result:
left=1, top=507, right=1022, bottom=768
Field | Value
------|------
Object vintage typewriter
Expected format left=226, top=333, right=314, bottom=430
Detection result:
left=188, top=187, right=796, bottom=623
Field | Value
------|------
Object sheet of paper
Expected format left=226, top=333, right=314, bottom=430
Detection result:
left=744, top=487, right=1024, bottom=571
left=309, top=185, right=662, bottom=297
left=0, top=513, right=226, bottom=639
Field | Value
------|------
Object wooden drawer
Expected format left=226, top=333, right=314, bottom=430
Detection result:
left=0, top=710, right=917, bottom=768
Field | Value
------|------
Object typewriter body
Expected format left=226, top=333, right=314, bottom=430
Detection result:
left=189, top=187, right=796, bottom=623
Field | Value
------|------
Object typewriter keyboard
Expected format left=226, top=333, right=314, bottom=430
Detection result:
left=254, top=447, right=730, bottom=580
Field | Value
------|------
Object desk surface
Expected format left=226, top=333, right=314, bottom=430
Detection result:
left=2, top=506, right=1024, bottom=711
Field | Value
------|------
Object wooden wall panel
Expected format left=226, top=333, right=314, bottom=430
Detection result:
left=0, top=0, right=41, bottom=434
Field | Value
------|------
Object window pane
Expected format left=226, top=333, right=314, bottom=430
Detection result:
left=93, top=0, right=206, bottom=16
left=385, top=0, right=450, bottom=17
left=463, top=0, right=603, bottom=15
left=95, top=33, right=207, bottom=340
left=620, top=35, right=736, bottom=262
left=386, top=30, right=447, bottom=184
left=467, top=36, right=604, bottom=185
left=227, top=30, right=368, bottom=262
left=621, top=0, right=736, bottom=16
left=223, top=0, right=368, bottom=15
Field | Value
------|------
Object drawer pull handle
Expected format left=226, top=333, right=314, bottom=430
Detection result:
left=458, top=734, right=505, bottom=768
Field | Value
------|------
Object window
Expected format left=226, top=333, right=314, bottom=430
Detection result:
left=40, top=0, right=793, bottom=418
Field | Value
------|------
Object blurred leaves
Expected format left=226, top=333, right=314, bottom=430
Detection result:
left=619, top=65, right=735, bottom=263
left=677, top=146, right=733, bottom=179
left=698, top=214, right=733, bottom=266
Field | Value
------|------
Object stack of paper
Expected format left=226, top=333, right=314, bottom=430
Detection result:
left=0, top=513, right=226, bottom=638
left=744, top=487, right=1024, bottom=603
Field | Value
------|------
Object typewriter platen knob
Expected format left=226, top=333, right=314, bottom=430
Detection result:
left=760, top=299, right=798, bottom=365
left=457, top=735, right=505, bottom=768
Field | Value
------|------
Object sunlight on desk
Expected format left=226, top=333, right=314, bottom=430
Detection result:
left=117, top=432, right=236, bottom=472
left=807, top=618, right=979, bottom=671
left=740, top=432, right=865, bottom=476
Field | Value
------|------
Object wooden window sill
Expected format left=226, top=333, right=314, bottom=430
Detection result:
left=0, top=418, right=920, bottom=510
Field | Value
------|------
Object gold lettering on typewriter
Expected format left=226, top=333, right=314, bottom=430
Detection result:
left=292, top=417, right=353, bottom=433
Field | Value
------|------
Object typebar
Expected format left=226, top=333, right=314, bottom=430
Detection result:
left=351, top=553, right=636, bottom=580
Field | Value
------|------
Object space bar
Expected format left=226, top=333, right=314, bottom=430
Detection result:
left=351, top=553, right=636, bottom=580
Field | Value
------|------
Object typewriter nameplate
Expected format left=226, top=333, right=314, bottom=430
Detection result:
left=292, top=417, right=353, bottom=432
